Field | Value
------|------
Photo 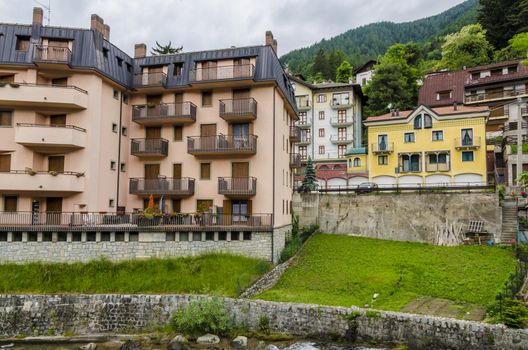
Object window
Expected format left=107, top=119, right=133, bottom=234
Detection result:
left=432, top=130, right=443, bottom=141
left=174, top=126, right=183, bottom=141
left=304, top=128, right=311, bottom=142
left=316, top=94, right=326, bottom=103
left=109, top=199, right=115, bottom=208
left=0, top=111, right=13, bottom=127
left=461, top=128, right=474, bottom=146
left=437, top=90, right=452, bottom=100
left=193, top=232, right=202, bottom=241
left=3, top=196, right=17, bottom=212
left=299, top=146, right=307, bottom=160
left=318, top=111, right=325, bottom=120
left=179, top=232, right=189, bottom=241
left=110, top=161, right=116, bottom=170
left=401, top=154, right=421, bottom=172
left=121, top=127, right=127, bottom=136
left=378, top=156, right=388, bottom=165
left=15, top=36, right=30, bottom=51
left=319, top=145, right=325, bottom=155
left=120, top=163, right=126, bottom=172
left=116, top=57, right=123, bottom=67
left=299, top=112, right=308, bottom=124
left=462, top=151, right=474, bottom=162
left=0, top=74, right=15, bottom=83
left=332, top=92, right=350, bottom=106
left=338, top=145, right=346, bottom=158
left=102, top=47, right=109, bottom=58
left=113, top=89, right=119, bottom=99
left=404, top=132, right=415, bottom=143
left=424, top=114, right=432, bottom=128
left=508, top=65, right=518, bottom=74
left=377, top=134, right=388, bottom=151
left=126, top=63, right=132, bottom=73
left=243, top=232, right=251, bottom=240
left=414, top=113, right=432, bottom=129
left=414, top=115, right=422, bottom=129
left=202, top=91, right=212, bottom=106
left=337, top=110, right=347, bottom=122
left=318, top=128, right=325, bottom=137
left=353, top=158, right=361, bottom=167
left=111, top=123, right=118, bottom=133
left=429, top=153, right=448, bottom=164
left=122, top=94, right=129, bottom=104
left=200, top=163, right=211, bottom=179
left=173, top=62, right=183, bottom=76
left=471, top=72, right=480, bottom=80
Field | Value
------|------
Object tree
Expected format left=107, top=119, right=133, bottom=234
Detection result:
left=328, top=49, right=347, bottom=79
left=479, top=0, right=518, bottom=49
left=508, top=32, right=528, bottom=65
left=312, top=49, right=330, bottom=80
left=336, top=61, right=353, bottom=83
left=299, top=158, right=317, bottom=193
left=437, top=24, right=493, bottom=70
left=150, top=41, right=183, bottom=55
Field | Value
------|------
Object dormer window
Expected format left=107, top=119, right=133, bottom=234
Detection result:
left=15, top=36, right=30, bottom=51
left=102, top=47, right=109, bottom=58
left=437, top=90, right=452, bottom=100
left=491, top=68, right=502, bottom=76
left=508, top=66, right=518, bottom=74
left=173, top=62, right=183, bottom=76
left=471, top=72, right=480, bottom=80
left=116, top=57, right=123, bottom=67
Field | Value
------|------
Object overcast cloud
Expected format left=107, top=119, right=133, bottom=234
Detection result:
left=1, top=0, right=466, bottom=57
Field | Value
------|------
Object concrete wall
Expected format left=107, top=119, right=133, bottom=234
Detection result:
left=0, top=231, right=273, bottom=262
left=292, top=192, right=501, bottom=245
left=0, top=294, right=526, bottom=350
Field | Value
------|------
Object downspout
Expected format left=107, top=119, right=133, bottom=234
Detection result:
left=272, top=86, right=276, bottom=262
left=116, top=91, right=124, bottom=212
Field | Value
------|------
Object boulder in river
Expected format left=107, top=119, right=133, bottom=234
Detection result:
left=231, top=335, right=248, bottom=347
left=196, top=334, right=220, bottom=344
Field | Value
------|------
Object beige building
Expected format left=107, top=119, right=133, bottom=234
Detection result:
left=0, top=9, right=297, bottom=262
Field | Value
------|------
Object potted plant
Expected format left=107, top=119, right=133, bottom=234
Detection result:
left=522, top=191, right=528, bottom=199
left=27, top=168, right=37, bottom=176
left=0, top=82, right=6, bottom=87
left=9, top=83, right=20, bottom=88
left=138, top=206, right=162, bottom=226
left=48, top=170, right=58, bottom=176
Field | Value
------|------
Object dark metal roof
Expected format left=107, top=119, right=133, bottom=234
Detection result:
left=0, top=22, right=296, bottom=112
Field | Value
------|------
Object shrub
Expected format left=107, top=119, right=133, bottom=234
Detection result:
left=258, top=314, right=270, bottom=334
left=170, top=297, right=235, bottom=336
left=488, top=298, right=528, bottom=328
left=279, top=223, right=319, bottom=263
left=497, top=184, right=505, bottom=200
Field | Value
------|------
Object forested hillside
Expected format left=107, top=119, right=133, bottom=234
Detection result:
left=281, top=0, right=478, bottom=79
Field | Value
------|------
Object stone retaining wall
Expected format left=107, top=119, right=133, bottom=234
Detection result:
left=292, top=192, right=501, bottom=245
left=0, top=294, right=525, bottom=350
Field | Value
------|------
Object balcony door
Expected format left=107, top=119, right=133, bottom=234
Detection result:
left=148, top=66, right=164, bottom=85
left=46, top=197, right=62, bottom=225
left=202, top=61, right=217, bottom=80
left=51, top=77, right=68, bottom=86
left=48, top=156, right=64, bottom=173
left=232, top=200, right=251, bottom=223
left=234, top=58, right=250, bottom=78
left=50, top=115, right=66, bottom=126
left=461, top=129, right=473, bottom=146
left=378, top=134, right=388, bottom=151
left=338, top=127, right=346, bottom=140
left=174, top=93, right=184, bottom=115
left=200, top=124, right=217, bottom=150
left=173, top=164, right=182, bottom=191
left=232, top=162, right=249, bottom=192
left=146, top=95, right=163, bottom=116
left=233, top=89, right=250, bottom=114
left=144, top=164, right=160, bottom=191
left=232, top=123, right=250, bottom=149
left=146, top=126, right=161, bottom=139
left=0, top=154, right=11, bottom=172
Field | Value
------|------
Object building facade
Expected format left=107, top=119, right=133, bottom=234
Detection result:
left=363, top=105, right=489, bottom=186
left=353, top=60, right=376, bottom=87
left=0, top=8, right=297, bottom=262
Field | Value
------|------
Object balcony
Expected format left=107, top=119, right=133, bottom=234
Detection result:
left=219, top=98, right=257, bottom=122
left=15, top=123, right=87, bottom=153
left=290, top=153, right=302, bottom=168
left=290, top=126, right=301, bottom=142
left=465, top=89, right=527, bottom=104
left=33, top=45, right=71, bottom=65
left=330, top=117, right=354, bottom=127
left=298, top=136, right=311, bottom=146
left=130, top=138, right=169, bottom=157
left=129, top=177, right=194, bottom=198
left=425, top=162, right=451, bottom=172
left=296, top=96, right=311, bottom=111
left=330, top=134, right=353, bottom=144
left=0, top=212, right=273, bottom=232
left=522, top=108, right=528, bottom=117
left=133, top=72, right=167, bottom=88
left=503, top=122, right=528, bottom=133
left=218, top=177, right=257, bottom=198
left=0, top=170, right=84, bottom=195
left=189, top=64, right=255, bottom=84
left=455, top=137, right=481, bottom=150
left=296, top=120, right=311, bottom=129
left=330, top=97, right=353, bottom=109
left=371, top=142, right=394, bottom=154
left=0, top=83, right=88, bottom=110
left=132, top=102, right=196, bottom=125
left=187, top=135, right=257, bottom=156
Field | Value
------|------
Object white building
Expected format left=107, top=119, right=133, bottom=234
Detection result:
left=353, top=60, right=376, bottom=87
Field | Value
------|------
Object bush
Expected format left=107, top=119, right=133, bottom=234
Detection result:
left=488, top=298, right=528, bottom=328
left=170, top=297, right=235, bottom=336
left=279, top=223, right=319, bottom=263
left=497, top=184, right=505, bottom=200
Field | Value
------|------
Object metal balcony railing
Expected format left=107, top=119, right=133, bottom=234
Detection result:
left=465, top=89, right=527, bottom=103
left=189, top=64, right=255, bottom=82
left=129, top=177, right=195, bottom=197
left=425, top=163, right=450, bottom=172
left=219, top=98, right=257, bottom=121
left=33, top=45, right=71, bottom=63
left=133, top=72, right=167, bottom=87
left=218, top=177, right=257, bottom=197
left=130, top=138, right=169, bottom=157
left=454, top=137, right=481, bottom=150
left=132, top=102, right=197, bottom=124
left=330, top=117, right=354, bottom=126
left=330, top=134, right=354, bottom=144
left=289, top=126, right=301, bottom=142
left=187, top=135, right=257, bottom=155
left=371, top=142, right=394, bottom=154
left=290, top=153, right=302, bottom=168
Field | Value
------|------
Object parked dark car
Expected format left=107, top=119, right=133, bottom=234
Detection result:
left=356, top=182, right=378, bottom=193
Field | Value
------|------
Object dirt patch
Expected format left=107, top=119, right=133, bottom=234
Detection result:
left=401, top=296, right=486, bottom=321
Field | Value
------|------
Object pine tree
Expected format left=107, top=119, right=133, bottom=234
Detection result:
left=312, top=49, right=330, bottom=80
left=299, top=158, right=317, bottom=193
left=479, top=0, right=518, bottom=48
left=335, top=61, right=353, bottom=83
left=150, top=41, right=183, bottom=55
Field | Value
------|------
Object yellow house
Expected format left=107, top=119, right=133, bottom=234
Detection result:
left=363, top=105, right=489, bottom=186
left=345, top=147, right=368, bottom=174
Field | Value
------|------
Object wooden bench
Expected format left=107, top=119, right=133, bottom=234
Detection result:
left=463, top=220, right=492, bottom=245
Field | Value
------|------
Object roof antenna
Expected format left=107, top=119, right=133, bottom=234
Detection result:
left=34, top=0, right=51, bottom=25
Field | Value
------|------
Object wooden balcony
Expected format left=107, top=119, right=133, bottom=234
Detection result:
left=133, top=72, right=167, bottom=88
left=132, top=102, right=197, bottom=125
left=296, top=95, right=311, bottom=111
left=330, top=134, right=353, bottom=145
left=15, top=123, right=87, bottom=153
left=289, top=126, right=301, bottom=142
left=290, top=153, right=302, bottom=168
left=454, top=137, right=481, bottom=150
left=189, top=64, right=255, bottom=85
left=371, top=142, right=394, bottom=154
left=187, top=135, right=257, bottom=156
left=218, top=177, right=257, bottom=198
left=130, top=138, right=169, bottom=157
left=33, top=45, right=71, bottom=65
left=129, top=177, right=194, bottom=198
left=219, top=98, right=257, bottom=122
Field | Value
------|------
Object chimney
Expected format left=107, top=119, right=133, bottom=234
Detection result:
left=134, top=43, right=147, bottom=58
left=90, top=14, right=109, bottom=39
left=265, top=31, right=277, bottom=54
left=395, top=108, right=400, bottom=116
left=453, top=102, right=458, bottom=111
left=390, top=109, right=395, bottom=117
left=32, top=7, right=43, bottom=26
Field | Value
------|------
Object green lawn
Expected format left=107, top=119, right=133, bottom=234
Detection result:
left=258, top=234, right=516, bottom=311
left=0, top=254, right=271, bottom=296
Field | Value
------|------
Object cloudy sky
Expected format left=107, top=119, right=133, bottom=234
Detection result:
left=1, top=0, right=466, bottom=56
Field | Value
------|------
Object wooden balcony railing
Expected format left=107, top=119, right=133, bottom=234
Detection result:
left=33, top=45, right=71, bottom=63
left=132, top=102, right=197, bottom=125
left=219, top=98, right=257, bottom=122
left=133, top=72, right=167, bottom=87
left=130, top=138, right=169, bottom=157
left=218, top=177, right=257, bottom=197
left=189, top=64, right=255, bottom=82
left=187, top=135, right=257, bottom=155
left=0, top=212, right=273, bottom=231
left=129, top=177, right=195, bottom=197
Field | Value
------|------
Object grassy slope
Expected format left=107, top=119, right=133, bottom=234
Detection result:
left=0, top=254, right=271, bottom=296
left=258, top=234, right=516, bottom=310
